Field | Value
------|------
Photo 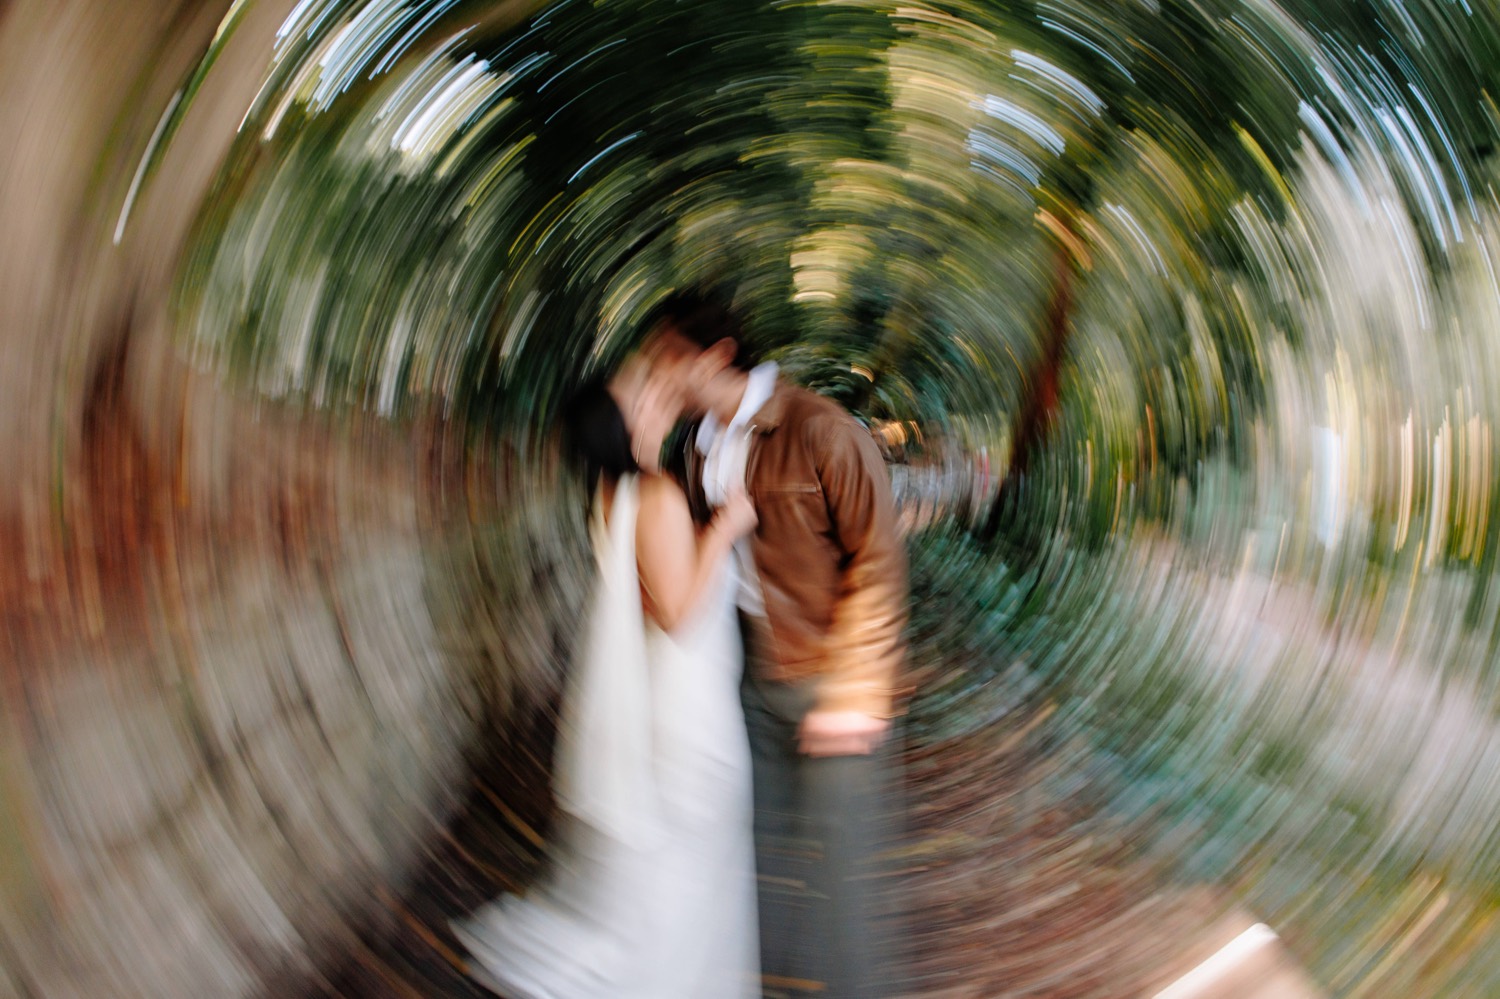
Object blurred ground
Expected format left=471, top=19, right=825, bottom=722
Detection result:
left=0, top=346, right=1330, bottom=996
left=308, top=675, right=1326, bottom=999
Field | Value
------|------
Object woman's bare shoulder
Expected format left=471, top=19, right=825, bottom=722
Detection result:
left=636, top=473, right=691, bottom=520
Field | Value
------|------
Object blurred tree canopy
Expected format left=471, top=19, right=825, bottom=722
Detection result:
left=171, top=0, right=1500, bottom=599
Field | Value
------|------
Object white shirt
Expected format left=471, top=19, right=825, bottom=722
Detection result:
left=696, top=361, right=778, bottom=613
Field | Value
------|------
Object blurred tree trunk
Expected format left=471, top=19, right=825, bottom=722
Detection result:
left=983, top=211, right=1082, bottom=540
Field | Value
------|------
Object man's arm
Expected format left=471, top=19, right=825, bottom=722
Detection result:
left=802, top=412, right=909, bottom=751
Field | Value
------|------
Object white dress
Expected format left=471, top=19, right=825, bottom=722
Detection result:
left=453, top=475, right=759, bottom=998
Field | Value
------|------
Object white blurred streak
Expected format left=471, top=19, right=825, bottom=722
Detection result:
left=568, top=130, right=642, bottom=184
left=1036, top=14, right=1133, bottom=83
left=1407, top=83, right=1477, bottom=222
left=276, top=0, right=333, bottom=52
left=1426, top=410, right=1450, bottom=568
left=262, top=27, right=343, bottom=139
left=967, top=127, right=1041, bottom=186
left=1105, top=203, right=1167, bottom=279
left=976, top=94, right=1065, bottom=155
left=1396, top=412, right=1413, bottom=549
left=265, top=265, right=328, bottom=398
left=1010, top=49, right=1104, bottom=117
left=1297, top=102, right=1368, bottom=216
left=376, top=303, right=415, bottom=417
left=311, top=0, right=415, bottom=108
left=373, top=4, right=449, bottom=76
left=374, top=39, right=461, bottom=124
left=114, top=88, right=183, bottom=245
left=1313, top=424, right=1344, bottom=547
left=1375, top=105, right=1456, bottom=249
left=393, top=55, right=499, bottom=158
left=499, top=288, right=543, bottom=366
left=1152, top=923, right=1278, bottom=999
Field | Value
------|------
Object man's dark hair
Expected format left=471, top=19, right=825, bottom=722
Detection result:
left=562, top=380, right=638, bottom=487
left=646, top=288, right=759, bottom=371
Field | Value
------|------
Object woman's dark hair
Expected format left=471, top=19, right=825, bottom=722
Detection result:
left=563, top=380, right=638, bottom=486
left=645, top=287, right=759, bottom=370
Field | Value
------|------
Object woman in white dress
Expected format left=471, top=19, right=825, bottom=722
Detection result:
left=453, top=361, right=760, bottom=998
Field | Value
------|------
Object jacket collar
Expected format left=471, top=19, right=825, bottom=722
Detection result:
left=697, top=361, right=780, bottom=450
left=745, top=378, right=798, bottom=433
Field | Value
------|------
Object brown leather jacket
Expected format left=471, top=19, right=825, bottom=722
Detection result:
left=682, top=382, right=909, bottom=718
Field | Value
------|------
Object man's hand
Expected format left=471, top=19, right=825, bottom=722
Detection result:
left=797, top=709, right=889, bottom=757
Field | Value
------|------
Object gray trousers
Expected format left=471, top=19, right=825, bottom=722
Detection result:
left=741, top=669, right=901, bottom=999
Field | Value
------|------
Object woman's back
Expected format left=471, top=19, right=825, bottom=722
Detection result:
left=453, top=474, right=758, bottom=999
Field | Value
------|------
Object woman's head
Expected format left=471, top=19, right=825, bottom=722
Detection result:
left=564, top=354, right=686, bottom=482
left=563, top=380, right=639, bottom=485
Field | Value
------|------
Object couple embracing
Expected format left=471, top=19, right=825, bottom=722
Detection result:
left=455, top=291, right=910, bottom=998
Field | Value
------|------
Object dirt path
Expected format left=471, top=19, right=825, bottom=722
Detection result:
left=308, top=694, right=1320, bottom=999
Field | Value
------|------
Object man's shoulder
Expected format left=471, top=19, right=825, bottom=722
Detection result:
left=772, top=382, right=863, bottom=431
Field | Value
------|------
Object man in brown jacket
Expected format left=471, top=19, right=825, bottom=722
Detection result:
left=646, top=290, right=908, bottom=998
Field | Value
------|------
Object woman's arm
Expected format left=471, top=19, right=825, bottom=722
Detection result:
left=635, top=474, right=755, bottom=632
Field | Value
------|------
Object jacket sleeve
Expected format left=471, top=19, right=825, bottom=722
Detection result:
left=811, top=413, right=910, bottom=718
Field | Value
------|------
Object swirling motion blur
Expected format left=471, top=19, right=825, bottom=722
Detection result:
left=4, top=0, right=1500, bottom=995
